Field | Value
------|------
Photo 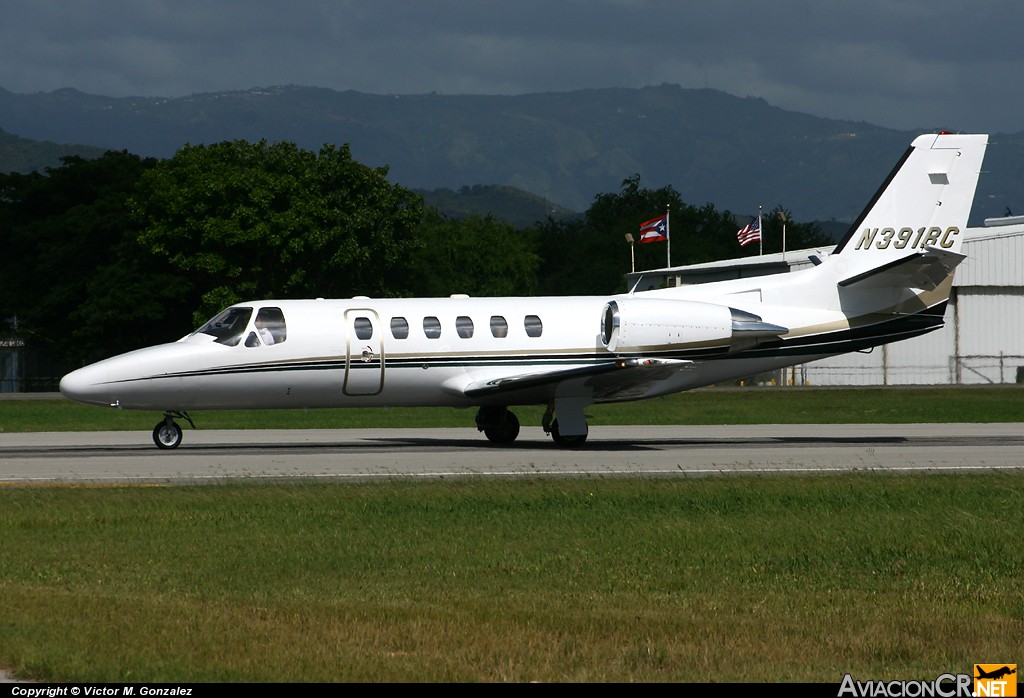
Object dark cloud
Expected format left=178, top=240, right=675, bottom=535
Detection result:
left=2, top=0, right=1022, bottom=133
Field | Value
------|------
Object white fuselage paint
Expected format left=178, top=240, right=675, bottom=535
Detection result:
left=53, top=284, right=881, bottom=412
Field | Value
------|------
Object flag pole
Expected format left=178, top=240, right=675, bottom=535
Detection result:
left=758, top=205, right=763, bottom=256
left=779, top=210, right=787, bottom=261
left=665, top=205, right=671, bottom=268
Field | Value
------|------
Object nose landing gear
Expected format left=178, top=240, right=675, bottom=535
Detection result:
left=152, top=411, right=195, bottom=449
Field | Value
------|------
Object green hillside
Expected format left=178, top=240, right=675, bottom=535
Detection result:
left=3, top=84, right=1022, bottom=222
left=0, top=126, right=106, bottom=173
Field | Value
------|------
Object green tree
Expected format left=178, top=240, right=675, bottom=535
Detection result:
left=407, top=209, right=539, bottom=296
left=132, top=140, right=424, bottom=323
left=534, top=175, right=680, bottom=295
left=751, top=205, right=832, bottom=256
left=536, top=174, right=739, bottom=294
left=534, top=175, right=834, bottom=294
left=0, top=151, right=184, bottom=370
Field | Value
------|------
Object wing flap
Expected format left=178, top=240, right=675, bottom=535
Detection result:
left=462, top=358, right=692, bottom=402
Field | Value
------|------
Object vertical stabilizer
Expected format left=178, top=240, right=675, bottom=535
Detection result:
left=830, top=133, right=987, bottom=285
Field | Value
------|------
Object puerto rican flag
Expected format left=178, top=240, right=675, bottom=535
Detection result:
left=638, top=214, right=668, bottom=243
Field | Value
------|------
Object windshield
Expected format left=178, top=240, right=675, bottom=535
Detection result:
left=193, top=307, right=253, bottom=346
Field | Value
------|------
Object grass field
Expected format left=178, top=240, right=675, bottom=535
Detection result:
left=1, top=475, right=1021, bottom=683
left=1, top=386, right=1022, bottom=683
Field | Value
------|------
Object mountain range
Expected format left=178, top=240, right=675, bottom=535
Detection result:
left=1, top=83, right=1021, bottom=225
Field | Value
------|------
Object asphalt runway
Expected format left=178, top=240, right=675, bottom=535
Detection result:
left=1, top=423, right=1023, bottom=484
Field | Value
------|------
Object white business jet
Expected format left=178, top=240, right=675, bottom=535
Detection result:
left=60, top=132, right=989, bottom=449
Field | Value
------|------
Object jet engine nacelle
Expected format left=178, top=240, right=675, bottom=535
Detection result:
left=601, top=298, right=790, bottom=354
left=600, top=298, right=733, bottom=353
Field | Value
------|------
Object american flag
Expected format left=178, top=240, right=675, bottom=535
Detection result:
left=737, top=216, right=761, bottom=247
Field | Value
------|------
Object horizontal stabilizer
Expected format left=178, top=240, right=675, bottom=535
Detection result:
left=837, top=246, right=966, bottom=291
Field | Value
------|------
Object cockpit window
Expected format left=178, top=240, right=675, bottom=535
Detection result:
left=194, top=307, right=253, bottom=347
left=255, top=307, right=287, bottom=345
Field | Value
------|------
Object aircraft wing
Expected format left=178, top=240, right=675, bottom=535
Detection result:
left=838, top=246, right=966, bottom=290
left=462, top=357, right=692, bottom=402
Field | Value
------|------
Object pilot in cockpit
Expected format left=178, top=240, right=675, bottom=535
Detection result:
left=256, top=317, right=276, bottom=345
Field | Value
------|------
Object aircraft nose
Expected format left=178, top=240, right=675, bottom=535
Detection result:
left=59, top=365, right=113, bottom=407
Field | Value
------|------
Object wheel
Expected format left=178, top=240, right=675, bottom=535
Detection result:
left=550, top=420, right=587, bottom=447
left=153, top=420, right=183, bottom=449
left=483, top=410, right=520, bottom=444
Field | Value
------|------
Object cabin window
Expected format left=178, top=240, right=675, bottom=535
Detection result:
left=490, top=316, right=508, bottom=338
left=254, top=307, right=287, bottom=345
left=194, top=307, right=253, bottom=347
left=456, top=316, right=474, bottom=339
left=390, top=317, right=409, bottom=339
left=524, top=315, right=543, bottom=338
left=353, top=316, right=373, bottom=340
left=423, top=316, right=442, bottom=339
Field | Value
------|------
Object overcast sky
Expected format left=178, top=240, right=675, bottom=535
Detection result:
left=2, top=0, right=1022, bottom=134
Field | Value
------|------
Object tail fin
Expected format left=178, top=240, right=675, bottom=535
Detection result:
left=830, top=133, right=988, bottom=288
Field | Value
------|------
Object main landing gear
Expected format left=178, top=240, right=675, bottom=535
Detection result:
left=475, top=406, right=521, bottom=444
left=542, top=400, right=588, bottom=447
left=475, top=401, right=589, bottom=447
left=152, top=411, right=194, bottom=450
left=546, top=419, right=589, bottom=448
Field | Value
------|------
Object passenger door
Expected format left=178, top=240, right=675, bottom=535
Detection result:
left=343, top=309, right=384, bottom=396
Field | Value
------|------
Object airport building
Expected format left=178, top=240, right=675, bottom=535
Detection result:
left=625, top=216, right=1024, bottom=386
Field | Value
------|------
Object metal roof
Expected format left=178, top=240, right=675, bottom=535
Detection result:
left=624, top=220, right=1024, bottom=290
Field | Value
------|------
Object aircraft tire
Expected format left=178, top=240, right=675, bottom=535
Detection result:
left=550, top=420, right=587, bottom=448
left=153, top=420, right=183, bottom=450
left=483, top=410, right=520, bottom=444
